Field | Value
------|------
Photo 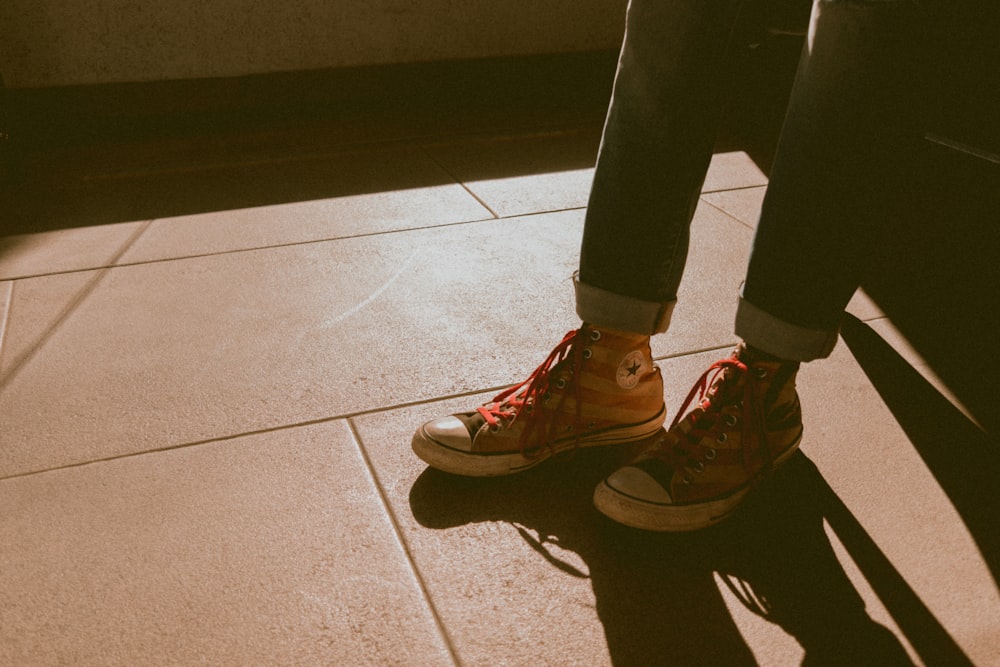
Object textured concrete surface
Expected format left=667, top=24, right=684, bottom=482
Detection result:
left=0, top=421, right=453, bottom=666
left=1, top=69, right=997, bottom=666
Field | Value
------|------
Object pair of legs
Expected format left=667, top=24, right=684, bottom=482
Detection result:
left=414, top=0, right=922, bottom=531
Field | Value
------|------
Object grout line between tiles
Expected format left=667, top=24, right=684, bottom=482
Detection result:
left=458, top=184, right=500, bottom=219
left=346, top=417, right=463, bottom=667
left=0, top=345, right=739, bottom=482
left=1, top=215, right=497, bottom=281
left=3, top=205, right=593, bottom=281
left=654, top=342, right=736, bottom=362
left=0, top=220, right=153, bottom=391
left=699, top=197, right=756, bottom=232
left=701, top=183, right=770, bottom=195
left=0, top=281, right=13, bottom=369
left=417, top=145, right=499, bottom=219
left=109, top=213, right=501, bottom=268
left=0, top=388, right=503, bottom=481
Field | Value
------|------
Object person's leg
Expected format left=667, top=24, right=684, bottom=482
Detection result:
left=578, top=0, right=746, bottom=336
left=596, top=0, right=925, bottom=530
left=412, top=0, right=745, bottom=477
left=737, top=0, right=924, bottom=357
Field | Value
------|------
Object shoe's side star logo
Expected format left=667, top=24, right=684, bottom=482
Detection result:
left=617, top=350, right=646, bottom=389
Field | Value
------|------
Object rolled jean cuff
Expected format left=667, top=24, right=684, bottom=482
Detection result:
left=574, top=273, right=674, bottom=335
left=734, top=295, right=839, bottom=362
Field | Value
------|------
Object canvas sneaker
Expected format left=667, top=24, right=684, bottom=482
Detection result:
left=412, top=325, right=666, bottom=476
left=594, top=343, right=802, bottom=531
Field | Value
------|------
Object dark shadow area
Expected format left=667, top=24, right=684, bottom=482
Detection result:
left=409, top=444, right=975, bottom=665
left=841, top=314, right=1000, bottom=588
left=0, top=51, right=619, bottom=236
left=858, top=135, right=999, bottom=440
left=848, top=3, right=1000, bottom=444
left=0, top=22, right=804, bottom=239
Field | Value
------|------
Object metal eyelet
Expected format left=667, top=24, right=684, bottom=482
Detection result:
left=490, top=425, right=501, bottom=433
left=681, top=474, right=693, bottom=485
left=692, top=461, right=705, bottom=473
left=582, top=348, right=593, bottom=360
left=753, top=367, right=768, bottom=379
left=717, top=433, right=728, bottom=443
left=723, top=414, right=738, bottom=427
left=704, top=448, right=717, bottom=461
left=554, top=378, right=567, bottom=390
left=590, top=329, right=602, bottom=341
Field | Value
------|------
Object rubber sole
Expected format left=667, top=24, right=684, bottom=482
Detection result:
left=593, top=434, right=802, bottom=532
left=411, top=407, right=667, bottom=477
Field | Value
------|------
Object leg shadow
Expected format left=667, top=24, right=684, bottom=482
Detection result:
left=841, top=314, right=1000, bottom=591
left=409, top=441, right=945, bottom=665
left=715, top=452, right=970, bottom=666
left=409, top=443, right=757, bottom=666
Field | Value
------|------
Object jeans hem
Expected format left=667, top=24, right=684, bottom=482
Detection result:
left=734, top=295, right=839, bottom=362
left=574, top=273, right=674, bottom=335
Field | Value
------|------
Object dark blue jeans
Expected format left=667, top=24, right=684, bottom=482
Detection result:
left=576, top=0, right=924, bottom=360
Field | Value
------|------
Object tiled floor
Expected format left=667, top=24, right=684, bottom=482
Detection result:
left=2, top=74, right=998, bottom=666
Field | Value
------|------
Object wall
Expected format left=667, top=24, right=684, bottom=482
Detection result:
left=0, top=0, right=627, bottom=88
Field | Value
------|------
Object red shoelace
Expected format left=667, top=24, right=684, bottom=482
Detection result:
left=476, top=328, right=587, bottom=457
left=661, top=355, right=771, bottom=479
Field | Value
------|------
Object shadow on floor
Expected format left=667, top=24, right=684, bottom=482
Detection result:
left=858, top=139, right=1000, bottom=441
left=409, top=444, right=976, bottom=666
left=0, top=31, right=804, bottom=240
left=0, top=52, right=617, bottom=236
left=841, top=314, right=1000, bottom=591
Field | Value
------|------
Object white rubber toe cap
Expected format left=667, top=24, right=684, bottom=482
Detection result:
left=422, top=415, right=475, bottom=452
left=604, top=465, right=673, bottom=504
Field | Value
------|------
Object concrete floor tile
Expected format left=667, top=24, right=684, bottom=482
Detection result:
left=0, top=203, right=758, bottom=476
left=0, top=420, right=452, bottom=666
left=0, top=282, right=10, bottom=362
left=794, top=340, right=999, bottom=665
left=653, top=203, right=753, bottom=359
left=701, top=186, right=767, bottom=229
left=118, top=147, right=492, bottom=263
left=0, top=271, right=107, bottom=377
left=425, top=131, right=770, bottom=220
left=0, top=221, right=148, bottom=280
left=702, top=152, right=769, bottom=193
left=358, top=343, right=999, bottom=666
left=0, top=212, right=585, bottom=475
left=422, top=128, right=602, bottom=218
left=353, top=350, right=767, bottom=666
left=845, top=288, right=885, bottom=322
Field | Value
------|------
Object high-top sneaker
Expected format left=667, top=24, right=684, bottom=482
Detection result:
left=594, top=343, right=802, bottom=531
left=412, top=325, right=666, bottom=476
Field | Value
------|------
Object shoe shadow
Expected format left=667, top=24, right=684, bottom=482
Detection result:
left=409, top=444, right=951, bottom=665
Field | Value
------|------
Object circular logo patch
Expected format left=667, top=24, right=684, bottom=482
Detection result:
left=616, top=350, right=646, bottom=389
